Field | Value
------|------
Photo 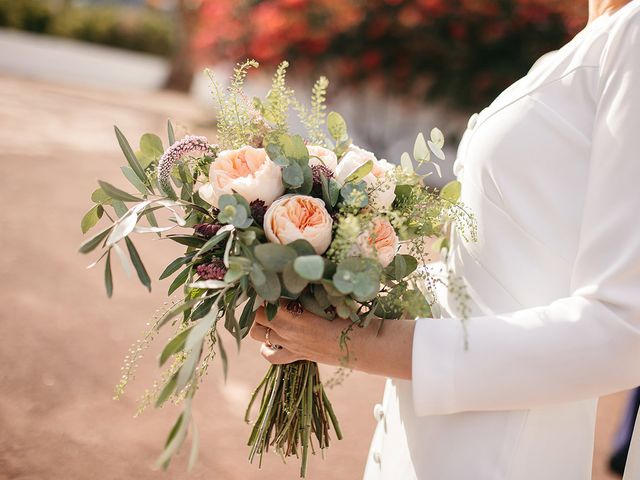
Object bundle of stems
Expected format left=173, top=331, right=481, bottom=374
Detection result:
left=245, top=360, right=343, bottom=478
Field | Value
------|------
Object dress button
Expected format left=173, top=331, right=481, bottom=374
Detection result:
left=373, top=403, right=385, bottom=422
left=373, top=450, right=382, bottom=464
left=467, top=112, right=479, bottom=130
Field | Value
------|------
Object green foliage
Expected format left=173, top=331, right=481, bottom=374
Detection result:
left=208, top=60, right=261, bottom=150
left=0, top=1, right=173, bottom=56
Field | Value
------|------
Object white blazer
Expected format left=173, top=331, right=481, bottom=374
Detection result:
left=364, top=2, right=640, bottom=478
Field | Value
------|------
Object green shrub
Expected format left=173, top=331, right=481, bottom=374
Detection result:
left=0, top=0, right=173, bottom=57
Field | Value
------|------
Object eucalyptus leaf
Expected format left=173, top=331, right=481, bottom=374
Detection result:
left=440, top=180, right=462, bottom=202
left=293, top=255, right=324, bottom=281
left=121, top=165, right=148, bottom=194
left=124, top=237, right=151, bottom=291
left=81, top=204, right=103, bottom=234
left=282, top=263, right=308, bottom=295
left=265, top=142, right=289, bottom=166
left=327, top=111, right=348, bottom=142
left=253, top=270, right=281, bottom=302
left=91, top=187, right=110, bottom=204
left=254, top=244, right=297, bottom=272
left=104, top=250, right=113, bottom=298
left=155, top=372, right=178, bottom=407
left=344, top=160, right=372, bottom=183
left=430, top=127, right=445, bottom=149
left=159, top=327, right=193, bottom=366
left=114, top=126, right=148, bottom=186
left=282, top=134, right=309, bottom=164
left=79, top=225, right=112, bottom=254
left=168, top=119, right=176, bottom=145
left=168, top=267, right=190, bottom=295
left=413, top=132, right=429, bottom=161
left=401, top=152, right=414, bottom=173
left=98, top=180, right=142, bottom=203
left=283, top=162, right=304, bottom=188
left=159, top=254, right=194, bottom=280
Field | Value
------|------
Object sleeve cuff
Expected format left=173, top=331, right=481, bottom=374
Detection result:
left=411, top=316, right=464, bottom=416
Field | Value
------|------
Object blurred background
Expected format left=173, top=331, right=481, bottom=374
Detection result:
left=0, top=1, right=632, bottom=479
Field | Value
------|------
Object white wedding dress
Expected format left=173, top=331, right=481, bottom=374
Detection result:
left=364, top=2, right=640, bottom=478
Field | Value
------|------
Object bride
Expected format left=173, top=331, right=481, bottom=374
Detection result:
left=249, top=0, right=640, bottom=478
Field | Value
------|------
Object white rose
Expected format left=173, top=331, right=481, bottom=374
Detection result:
left=334, top=145, right=396, bottom=209
left=198, top=146, right=285, bottom=208
left=307, top=145, right=338, bottom=172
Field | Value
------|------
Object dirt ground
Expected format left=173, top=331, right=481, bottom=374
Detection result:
left=0, top=74, right=627, bottom=480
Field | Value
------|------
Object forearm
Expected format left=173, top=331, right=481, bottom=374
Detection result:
left=309, top=317, right=416, bottom=380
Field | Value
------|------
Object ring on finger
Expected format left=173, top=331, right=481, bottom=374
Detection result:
left=265, top=327, right=282, bottom=350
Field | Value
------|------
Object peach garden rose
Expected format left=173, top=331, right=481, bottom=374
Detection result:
left=263, top=195, right=333, bottom=255
left=199, top=146, right=285, bottom=209
left=358, top=217, right=399, bottom=267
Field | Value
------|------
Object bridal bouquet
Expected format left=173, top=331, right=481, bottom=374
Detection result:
left=79, top=60, right=475, bottom=477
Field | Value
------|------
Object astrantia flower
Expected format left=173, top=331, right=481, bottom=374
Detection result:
left=158, top=135, right=211, bottom=192
left=194, top=222, right=222, bottom=239
left=196, top=259, right=227, bottom=281
left=250, top=199, right=268, bottom=226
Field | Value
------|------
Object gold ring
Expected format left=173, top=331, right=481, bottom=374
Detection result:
left=265, top=327, right=282, bottom=350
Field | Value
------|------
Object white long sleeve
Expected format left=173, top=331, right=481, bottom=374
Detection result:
left=411, top=8, right=640, bottom=416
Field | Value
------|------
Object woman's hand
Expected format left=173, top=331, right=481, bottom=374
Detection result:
left=248, top=302, right=416, bottom=380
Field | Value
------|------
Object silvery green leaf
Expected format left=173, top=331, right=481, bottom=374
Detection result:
left=114, top=126, right=148, bottom=187
left=440, top=180, right=462, bottom=202
left=91, top=187, right=110, bottom=204
left=155, top=372, right=177, bottom=406
left=112, top=243, right=132, bottom=277
left=159, top=327, right=193, bottom=366
left=266, top=143, right=289, bottom=167
left=79, top=225, right=113, bottom=254
left=345, top=160, right=373, bottom=183
left=188, top=280, right=228, bottom=289
left=293, top=255, right=324, bottom=281
left=327, top=111, right=348, bottom=142
left=282, top=263, right=308, bottom=294
left=430, top=127, right=445, bottom=149
left=156, top=400, right=192, bottom=469
left=400, top=152, right=414, bottom=173
left=106, top=212, right=139, bottom=246
left=283, top=162, right=304, bottom=188
left=427, top=140, right=445, bottom=160
left=98, top=180, right=141, bottom=203
left=104, top=250, right=113, bottom=298
left=140, top=133, right=164, bottom=160
left=249, top=265, right=266, bottom=286
left=217, top=330, right=228, bottom=381
left=167, top=119, right=176, bottom=145
left=254, top=244, right=297, bottom=272
left=282, top=134, right=309, bottom=164
left=160, top=255, right=193, bottom=280
left=413, top=133, right=429, bottom=161
left=121, top=165, right=148, bottom=195
left=125, top=237, right=151, bottom=290
left=223, top=231, right=234, bottom=267
left=432, top=161, right=443, bottom=178
left=188, top=419, right=200, bottom=472
left=253, top=270, right=281, bottom=302
left=81, top=204, right=103, bottom=234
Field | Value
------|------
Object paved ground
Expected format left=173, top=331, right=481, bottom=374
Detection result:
left=0, top=71, right=627, bottom=480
